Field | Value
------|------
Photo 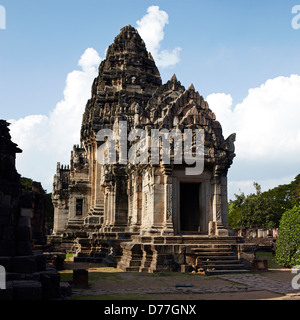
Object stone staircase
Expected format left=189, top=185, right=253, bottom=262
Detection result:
left=89, top=204, right=104, bottom=216
left=117, top=236, right=253, bottom=275
left=66, top=218, right=84, bottom=230
left=60, top=233, right=254, bottom=275
left=190, top=244, right=250, bottom=275
left=73, top=232, right=134, bottom=266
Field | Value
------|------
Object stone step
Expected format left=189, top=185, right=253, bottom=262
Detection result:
left=90, top=205, right=104, bottom=211
left=196, top=255, right=238, bottom=261
left=192, top=245, right=234, bottom=250
left=142, top=261, right=152, bottom=268
left=202, top=264, right=246, bottom=270
left=200, top=259, right=241, bottom=265
left=127, top=260, right=142, bottom=267
left=192, top=248, right=234, bottom=252
left=132, top=235, right=242, bottom=245
left=123, top=266, right=140, bottom=272
left=90, top=210, right=104, bottom=214
left=205, top=269, right=250, bottom=276
left=67, top=219, right=84, bottom=225
left=139, top=267, right=152, bottom=273
left=193, top=251, right=236, bottom=256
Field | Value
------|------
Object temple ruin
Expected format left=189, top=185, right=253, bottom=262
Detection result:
left=0, top=120, right=65, bottom=299
left=49, top=25, right=254, bottom=274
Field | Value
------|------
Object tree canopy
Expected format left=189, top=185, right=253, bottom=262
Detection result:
left=229, top=175, right=300, bottom=229
left=275, top=205, right=300, bottom=268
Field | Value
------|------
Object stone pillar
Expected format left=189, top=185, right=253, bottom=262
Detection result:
left=211, top=173, right=229, bottom=236
left=162, top=167, right=174, bottom=235
left=141, top=170, right=153, bottom=234
left=221, top=176, right=229, bottom=229
left=91, top=142, right=97, bottom=208
left=129, top=175, right=142, bottom=232
left=87, top=143, right=93, bottom=211
left=101, top=183, right=114, bottom=232
left=102, top=167, right=128, bottom=232
left=140, top=167, right=164, bottom=235
left=107, top=184, right=116, bottom=229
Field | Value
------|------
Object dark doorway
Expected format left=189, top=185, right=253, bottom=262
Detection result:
left=76, top=199, right=83, bottom=216
left=180, top=183, right=200, bottom=232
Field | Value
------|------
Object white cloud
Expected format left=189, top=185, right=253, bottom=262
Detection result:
left=9, top=48, right=102, bottom=192
left=207, top=74, right=300, bottom=161
left=207, top=74, right=300, bottom=199
left=136, top=5, right=181, bottom=68
left=206, top=93, right=233, bottom=139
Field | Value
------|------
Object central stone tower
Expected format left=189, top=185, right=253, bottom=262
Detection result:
left=50, top=25, right=254, bottom=274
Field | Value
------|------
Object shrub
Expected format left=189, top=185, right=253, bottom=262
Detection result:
left=275, top=205, right=300, bottom=268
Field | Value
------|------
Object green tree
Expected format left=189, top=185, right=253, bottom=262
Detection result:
left=229, top=176, right=300, bottom=230
left=275, top=205, right=300, bottom=268
left=228, top=192, right=245, bottom=229
left=20, top=177, right=33, bottom=191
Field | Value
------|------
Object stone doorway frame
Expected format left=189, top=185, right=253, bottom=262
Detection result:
left=172, top=170, right=212, bottom=236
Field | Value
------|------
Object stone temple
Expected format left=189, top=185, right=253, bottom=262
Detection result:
left=49, top=25, right=254, bottom=274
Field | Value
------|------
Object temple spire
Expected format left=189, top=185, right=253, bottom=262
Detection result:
left=170, top=74, right=177, bottom=82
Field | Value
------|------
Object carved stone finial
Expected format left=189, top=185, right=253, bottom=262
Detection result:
left=170, top=74, right=177, bottom=82
left=187, top=83, right=195, bottom=91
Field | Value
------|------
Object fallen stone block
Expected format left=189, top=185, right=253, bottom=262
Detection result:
left=73, top=269, right=88, bottom=288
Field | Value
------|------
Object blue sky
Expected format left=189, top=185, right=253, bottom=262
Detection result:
left=1, top=0, right=300, bottom=199
left=1, top=0, right=299, bottom=119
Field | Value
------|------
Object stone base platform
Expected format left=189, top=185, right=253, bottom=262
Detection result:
left=117, top=235, right=256, bottom=274
left=68, top=234, right=257, bottom=275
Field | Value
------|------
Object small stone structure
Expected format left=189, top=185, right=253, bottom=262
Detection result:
left=0, top=120, right=68, bottom=300
left=49, top=25, right=255, bottom=274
